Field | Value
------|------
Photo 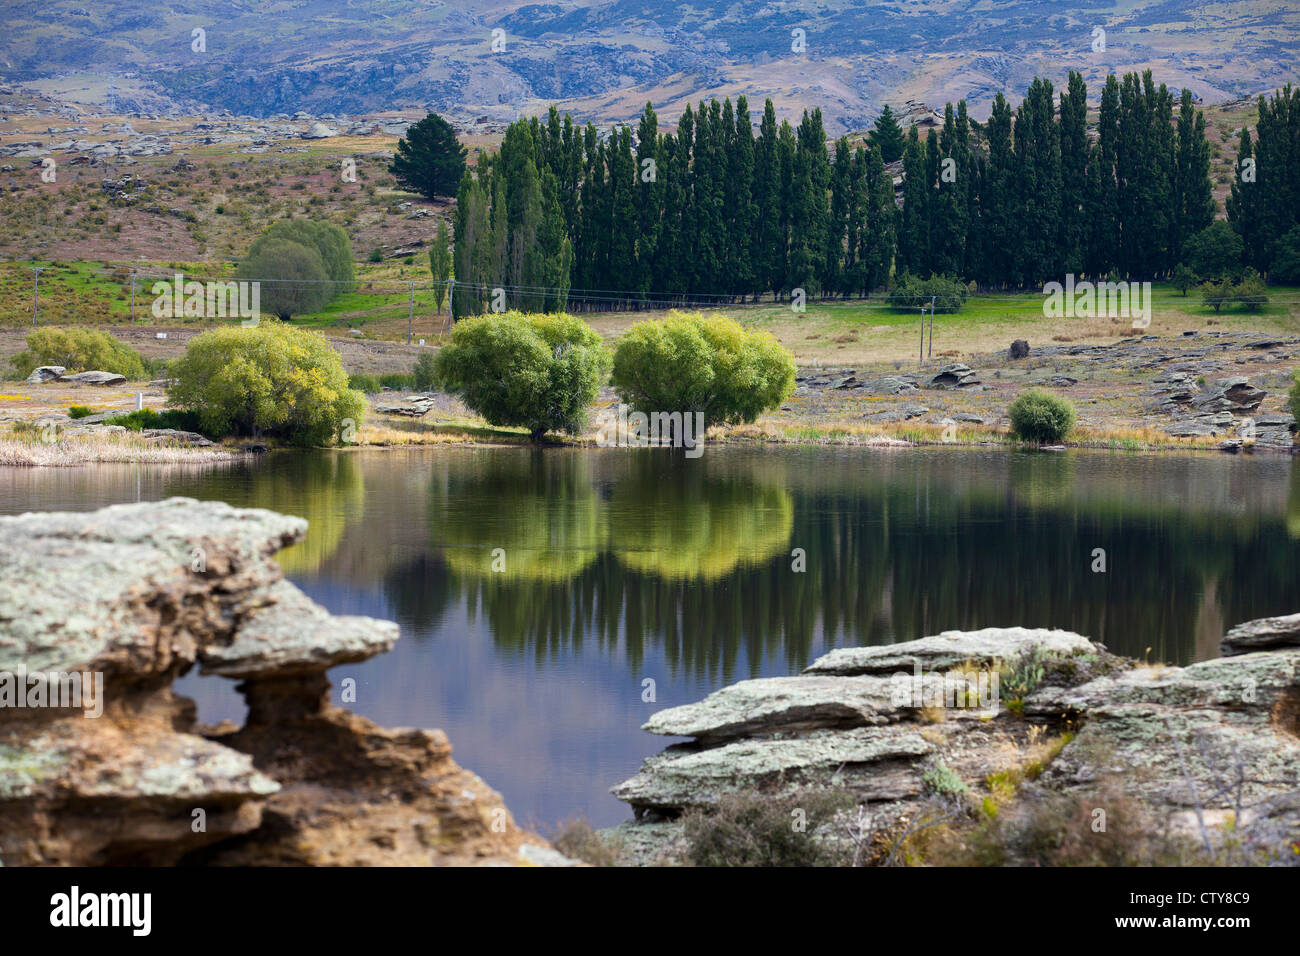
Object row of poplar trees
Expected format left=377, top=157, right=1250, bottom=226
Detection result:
left=452, top=95, right=897, bottom=316
left=900, top=71, right=1216, bottom=288
left=1228, top=84, right=1300, bottom=274
left=451, top=70, right=1279, bottom=316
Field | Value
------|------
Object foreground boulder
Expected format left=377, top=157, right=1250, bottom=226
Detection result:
left=609, top=620, right=1300, bottom=865
left=0, top=498, right=557, bottom=866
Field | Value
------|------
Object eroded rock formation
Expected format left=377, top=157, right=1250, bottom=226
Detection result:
left=609, top=625, right=1300, bottom=865
left=0, top=497, right=558, bottom=866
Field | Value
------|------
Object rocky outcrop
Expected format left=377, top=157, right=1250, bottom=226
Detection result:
left=26, top=366, right=65, bottom=384
left=805, top=627, right=1095, bottom=675
left=59, top=370, right=127, bottom=386
left=1221, top=613, right=1300, bottom=655
left=926, top=363, right=980, bottom=389
left=610, top=621, right=1300, bottom=865
left=0, top=498, right=557, bottom=866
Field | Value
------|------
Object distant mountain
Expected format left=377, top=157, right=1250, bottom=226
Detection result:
left=2, top=1, right=1297, bottom=130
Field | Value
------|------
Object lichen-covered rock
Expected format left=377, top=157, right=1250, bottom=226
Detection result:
left=612, top=727, right=932, bottom=813
left=1222, top=612, right=1300, bottom=655
left=805, top=627, right=1096, bottom=676
left=26, top=365, right=64, bottom=384
left=642, top=673, right=985, bottom=744
left=0, top=498, right=557, bottom=866
left=610, top=622, right=1300, bottom=865
left=59, top=370, right=127, bottom=385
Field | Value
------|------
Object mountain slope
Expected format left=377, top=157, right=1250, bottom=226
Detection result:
left=1, top=1, right=1296, bottom=129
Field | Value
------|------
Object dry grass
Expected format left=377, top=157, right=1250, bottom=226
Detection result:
left=0, top=427, right=239, bottom=466
left=352, top=422, right=479, bottom=446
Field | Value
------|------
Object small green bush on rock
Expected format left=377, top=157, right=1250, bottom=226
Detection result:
left=168, top=322, right=364, bottom=446
left=1008, top=389, right=1075, bottom=444
left=433, top=311, right=610, bottom=440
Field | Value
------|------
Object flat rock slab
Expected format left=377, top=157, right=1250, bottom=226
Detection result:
left=611, top=727, right=932, bottom=812
left=1028, top=654, right=1298, bottom=722
left=0, top=498, right=394, bottom=680
left=200, top=578, right=399, bottom=679
left=805, top=627, right=1096, bottom=676
left=141, top=428, right=216, bottom=447
left=60, top=370, right=126, bottom=385
left=1222, top=612, right=1300, bottom=655
left=642, top=673, right=986, bottom=743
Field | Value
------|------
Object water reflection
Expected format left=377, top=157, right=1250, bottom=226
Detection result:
left=4, top=446, right=1300, bottom=825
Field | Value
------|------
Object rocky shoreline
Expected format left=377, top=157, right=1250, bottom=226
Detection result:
left=601, top=622, right=1300, bottom=866
left=0, top=498, right=565, bottom=866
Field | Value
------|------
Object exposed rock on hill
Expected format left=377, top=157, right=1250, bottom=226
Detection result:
left=0, top=498, right=557, bottom=866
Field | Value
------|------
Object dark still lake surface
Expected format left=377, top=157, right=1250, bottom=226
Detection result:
left=4, top=445, right=1300, bottom=827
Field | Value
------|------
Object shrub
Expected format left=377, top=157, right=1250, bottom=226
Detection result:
left=167, top=322, right=365, bottom=446
left=379, top=372, right=414, bottom=390
left=67, top=405, right=92, bottom=419
left=412, top=352, right=438, bottom=391
left=999, top=645, right=1048, bottom=712
left=235, top=237, right=333, bottom=319
left=550, top=817, right=624, bottom=867
left=611, top=312, right=796, bottom=429
left=1272, top=225, right=1300, bottom=283
left=1233, top=272, right=1269, bottom=312
left=1184, top=221, right=1243, bottom=280
left=1200, top=278, right=1234, bottom=312
left=1007, top=388, right=1075, bottom=444
left=368, top=248, right=384, bottom=263
left=886, top=273, right=968, bottom=313
left=1171, top=263, right=1196, bottom=296
left=681, top=791, right=853, bottom=867
left=348, top=373, right=382, bottom=393
left=922, top=762, right=969, bottom=798
left=433, top=312, right=609, bottom=440
left=1287, top=372, right=1300, bottom=424
left=104, top=408, right=208, bottom=434
left=255, top=219, right=355, bottom=290
left=9, top=327, right=147, bottom=380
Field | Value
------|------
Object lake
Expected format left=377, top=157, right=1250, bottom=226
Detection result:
left=4, top=445, right=1299, bottom=827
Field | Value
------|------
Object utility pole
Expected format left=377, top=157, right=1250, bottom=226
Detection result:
left=407, top=281, right=414, bottom=344
left=32, top=266, right=44, bottom=326
left=447, top=277, right=454, bottom=331
left=928, top=294, right=936, bottom=358
left=918, top=302, right=926, bottom=365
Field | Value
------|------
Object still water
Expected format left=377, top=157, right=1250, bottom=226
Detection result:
left=4, top=446, right=1300, bottom=826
